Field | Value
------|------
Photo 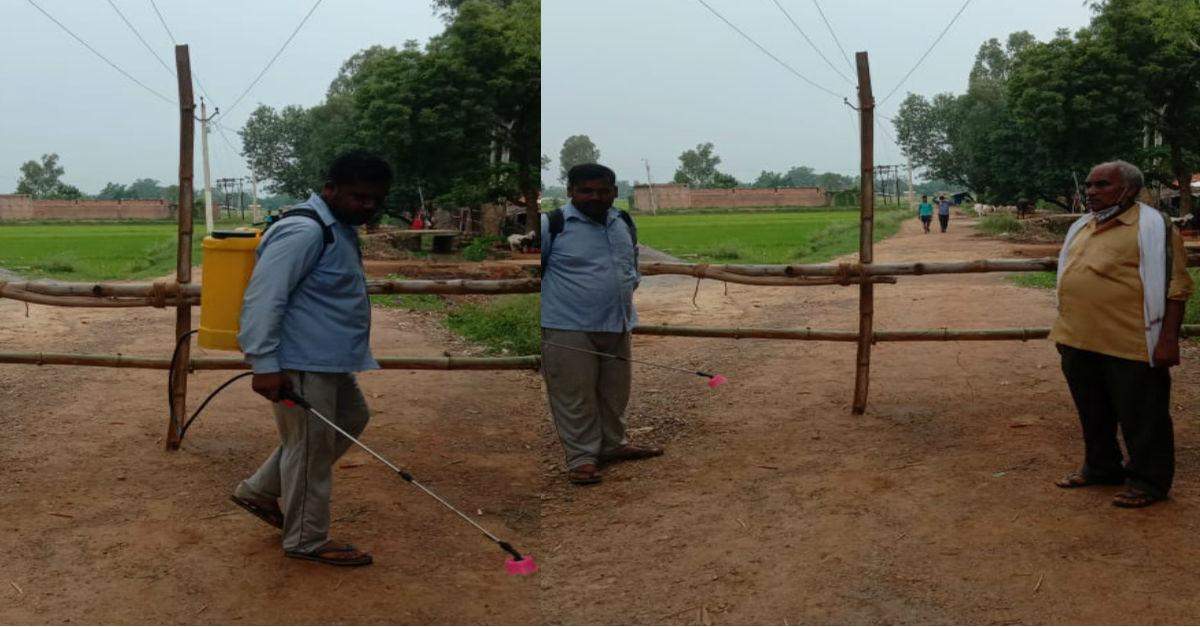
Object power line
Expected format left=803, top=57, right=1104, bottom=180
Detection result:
left=767, top=0, right=852, bottom=85
left=148, top=0, right=177, bottom=46
left=26, top=0, right=174, bottom=106
left=879, top=0, right=973, bottom=105
left=146, top=0, right=220, bottom=113
left=105, top=0, right=174, bottom=78
left=810, top=0, right=854, bottom=73
left=693, top=0, right=845, bottom=100
left=223, top=0, right=325, bottom=116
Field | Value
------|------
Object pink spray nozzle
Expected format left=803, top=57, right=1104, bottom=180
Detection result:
left=505, top=555, right=539, bottom=576
left=706, top=374, right=728, bottom=389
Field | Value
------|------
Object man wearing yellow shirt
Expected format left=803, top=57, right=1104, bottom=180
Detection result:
left=1050, top=160, right=1192, bottom=508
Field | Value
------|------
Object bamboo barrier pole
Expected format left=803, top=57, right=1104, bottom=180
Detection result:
left=168, top=45, right=195, bottom=451
left=852, top=51, right=876, bottom=415
left=636, top=324, right=1200, bottom=342
left=0, top=352, right=540, bottom=371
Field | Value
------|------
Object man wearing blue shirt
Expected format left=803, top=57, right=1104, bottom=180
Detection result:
left=541, top=163, right=662, bottom=485
left=231, top=151, right=392, bottom=566
left=937, top=194, right=952, bottom=232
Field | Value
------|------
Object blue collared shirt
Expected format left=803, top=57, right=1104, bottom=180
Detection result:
left=237, top=193, right=378, bottom=374
left=540, top=203, right=639, bottom=332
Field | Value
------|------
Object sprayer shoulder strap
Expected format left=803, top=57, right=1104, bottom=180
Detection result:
left=270, top=208, right=334, bottom=261
left=543, top=208, right=637, bottom=270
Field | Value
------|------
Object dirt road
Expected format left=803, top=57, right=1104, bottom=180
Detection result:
left=3, top=216, right=1200, bottom=623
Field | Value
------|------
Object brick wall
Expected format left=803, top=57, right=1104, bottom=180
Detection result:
left=0, top=195, right=171, bottom=221
left=632, top=184, right=825, bottom=210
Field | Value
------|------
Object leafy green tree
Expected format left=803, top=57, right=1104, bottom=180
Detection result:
left=1090, top=0, right=1200, bottom=216
left=16, top=153, right=82, bottom=199
left=96, top=182, right=129, bottom=200
left=558, top=135, right=601, bottom=183
left=241, top=0, right=539, bottom=228
left=673, top=142, right=739, bottom=188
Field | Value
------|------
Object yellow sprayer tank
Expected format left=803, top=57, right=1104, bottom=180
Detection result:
left=199, top=229, right=262, bottom=351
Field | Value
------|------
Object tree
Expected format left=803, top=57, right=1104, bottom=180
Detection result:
left=1090, top=0, right=1200, bottom=217
left=558, top=135, right=601, bottom=183
left=96, top=182, right=130, bottom=200
left=241, top=0, right=540, bottom=227
left=16, top=153, right=82, bottom=199
left=673, top=142, right=739, bottom=188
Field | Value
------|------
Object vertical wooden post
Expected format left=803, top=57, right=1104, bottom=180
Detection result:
left=852, top=51, right=875, bottom=415
left=168, top=44, right=195, bottom=450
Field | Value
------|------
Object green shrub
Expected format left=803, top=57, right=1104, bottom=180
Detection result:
left=445, top=295, right=540, bottom=355
left=462, top=235, right=501, bottom=261
left=977, top=214, right=1023, bottom=236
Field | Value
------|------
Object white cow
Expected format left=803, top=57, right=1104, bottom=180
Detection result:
left=507, top=230, right=537, bottom=252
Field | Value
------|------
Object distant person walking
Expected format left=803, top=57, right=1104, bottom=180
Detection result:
left=937, top=195, right=952, bottom=232
left=917, top=195, right=934, bottom=233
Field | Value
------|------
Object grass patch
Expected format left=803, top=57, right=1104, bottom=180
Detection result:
left=445, top=294, right=540, bottom=355
left=636, top=207, right=907, bottom=264
left=1009, top=271, right=1056, bottom=289
left=977, top=214, right=1024, bottom=237
left=0, top=220, right=252, bottom=280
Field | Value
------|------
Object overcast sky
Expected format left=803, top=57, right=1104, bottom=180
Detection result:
left=1, top=0, right=445, bottom=195
left=542, top=0, right=1094, bottom=187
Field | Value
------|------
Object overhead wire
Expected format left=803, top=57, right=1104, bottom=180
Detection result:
left=693, top=0, right=846, bottom=100
left=105, top=0, right=175, bottom=78
left=766, top=0, right=852, bottom=85
left=223, top=0, right=325, bottom=117
left=810, top=0, right=855, bottom=73
left=25, top=0, right=175, bottom=106
left=879, top=0, right=973, bottom=105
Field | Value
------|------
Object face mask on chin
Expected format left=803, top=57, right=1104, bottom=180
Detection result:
left=1093, top=187, right=1132, bottom=225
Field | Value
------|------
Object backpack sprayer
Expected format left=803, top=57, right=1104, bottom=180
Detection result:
left=173, top=218, right=537, bottom=576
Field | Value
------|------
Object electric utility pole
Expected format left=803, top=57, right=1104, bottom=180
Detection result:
left=198, top=97, right=218, bottom=233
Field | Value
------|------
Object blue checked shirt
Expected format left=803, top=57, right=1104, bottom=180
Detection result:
left=237, top=193, right=378, bottom=374
left=540, top=203, right=639, bottom=332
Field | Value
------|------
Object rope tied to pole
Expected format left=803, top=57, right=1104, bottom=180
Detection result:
left=149, top=280, right=176, bottom=308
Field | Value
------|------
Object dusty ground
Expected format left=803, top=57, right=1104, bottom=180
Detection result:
left=4, top=216, right=1200, bottom=623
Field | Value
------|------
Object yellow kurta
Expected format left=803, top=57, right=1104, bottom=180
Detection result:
left=1049, top=205, right=1193, bottom=362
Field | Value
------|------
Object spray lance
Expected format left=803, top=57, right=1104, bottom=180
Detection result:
left=169, top=225, right=539, bottom=575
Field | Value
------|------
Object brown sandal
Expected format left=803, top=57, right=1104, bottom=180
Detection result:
left=568, top=464, right=602, bottom=485
left=1112, top=489, right=1163, bottom=509
left=285, top=541, right=374, bottom=566
left=1054, top=471, right=1123, bottom=489
left=230, top=494, right=284, bottom=529
left=599, top=445, right=664, bottom=465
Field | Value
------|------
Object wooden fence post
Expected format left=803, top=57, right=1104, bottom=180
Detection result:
left=168, top=44, right=195, bottom=450
left=852, top=51, right=875, bottom=415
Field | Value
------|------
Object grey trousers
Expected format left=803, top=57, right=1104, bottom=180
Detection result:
left=236, top=371, right=370, bottom=553
left=541, top=328, right=632, bottom=469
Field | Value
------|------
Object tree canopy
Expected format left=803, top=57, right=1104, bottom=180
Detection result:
left=893, top=0, right=1200, bottom=212
left=673, top=142, right=739, bottom=188
left=240, top=0, right=540, bottom=224
left=15, top=153, right=82, bottom=200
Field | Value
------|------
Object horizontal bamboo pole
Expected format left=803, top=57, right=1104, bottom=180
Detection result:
left=5, top=251, right=1199, bottom=308
left=642, top=252, right=1200, bottom=279
left=0, top=352, right=540, bottom=371
left=635, top=324, right=1200, bottom=342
